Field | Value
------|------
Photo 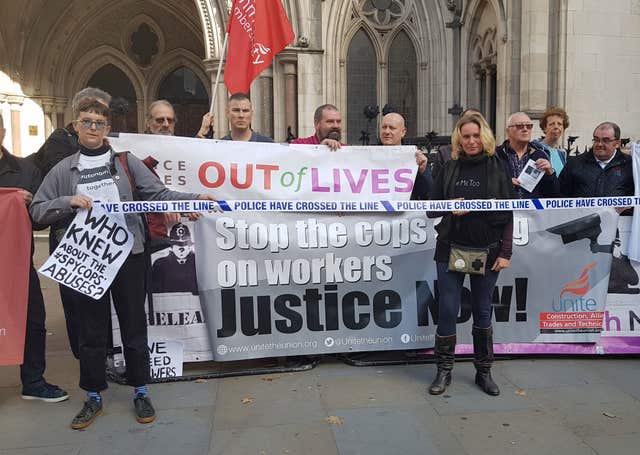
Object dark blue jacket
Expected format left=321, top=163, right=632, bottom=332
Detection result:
left=496, top=140, right=560, bottom=198
left=559, top=149, right=633, bottom=197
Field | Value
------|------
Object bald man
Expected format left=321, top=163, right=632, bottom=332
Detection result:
left=379, top=112, right=432, bottom=199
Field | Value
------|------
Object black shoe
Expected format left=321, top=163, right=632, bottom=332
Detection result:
left=475, top=372, right=500, bottom=396
left=472, top=326, right=500, bottom=396
left=134, top=393, right=156, bottom=424
left=428, top=370, right=451, bottom=395
left=428, top=334, right=456, bottom=396
left=71, top=398, right=103, bottom=430
left=22, top=382, right=70, bottom=403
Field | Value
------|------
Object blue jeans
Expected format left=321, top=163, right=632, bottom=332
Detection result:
left=435, top=262, right=499, bottom=336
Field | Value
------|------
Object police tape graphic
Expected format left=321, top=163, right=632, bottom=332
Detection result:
left=97, top=196, right=640, bottom=214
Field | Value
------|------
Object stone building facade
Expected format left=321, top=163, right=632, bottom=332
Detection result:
left=0, top=0, right=638, bottom=156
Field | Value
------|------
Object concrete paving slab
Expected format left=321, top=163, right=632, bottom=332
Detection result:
left=328, top=406, right=467, bottom=455
left=0, top=445, right=80, bottom=455
left=0, top=394, right=84, bottom=449
left=75, top=406, right=215, bottom=455
left=318, top=369, right=426, bottom=409
left=211, top=422, right=339, bottom=455
left=498, top=359, right=609, bottom=389
left=526, top=382, right=638, bottom=408
left=442, top=409, right=599, bottom=455
left=427, top=387, right=536, bottom=416
left=543, top=398, right=640, bottom=438
left=213, top=372, right=326, bottom=430
left=588, top=360, right=640, bottom=401
left=584, top=433, right=640, bottom=455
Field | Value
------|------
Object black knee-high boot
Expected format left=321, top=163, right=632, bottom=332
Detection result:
left=428, top=334, right=456, bottom=395
left=472, top=326, right=500, bottom=396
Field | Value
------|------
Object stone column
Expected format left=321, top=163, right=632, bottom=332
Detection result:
left=7, top=95, right=24, bottom=156
left=281, top=60, right=297, bottom=140
left=519, top=0, right=549, bottom=115
left=259, top=69, right=274, bottom=138
left=472, top=64, right=483, bottom=112
left=40, top=98, right=55, bottom=137
left=482, top=63, right=492, bottom=117
left=55, top=97, right=69, bottom=129
left=296, top=51, right=323, bottom=139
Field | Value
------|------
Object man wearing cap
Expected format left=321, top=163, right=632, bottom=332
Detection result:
left=151, top=223, right=198, bottom=295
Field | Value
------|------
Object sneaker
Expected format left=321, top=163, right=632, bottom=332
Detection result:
left=134, top=393, right=156, bottom=424
left=21, top=382, right=70, bottom=403
left=71, top=398, right=103, bottom=430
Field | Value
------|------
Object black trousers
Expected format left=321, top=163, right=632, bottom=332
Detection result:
left=20, top=264, right=47, bottom=391
left=49, top=231, right=80, bottom=359
left=76, top=253, right=149, bottom=392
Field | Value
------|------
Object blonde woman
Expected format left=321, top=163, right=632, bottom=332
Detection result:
left=427, top=113, right=513, bottom=396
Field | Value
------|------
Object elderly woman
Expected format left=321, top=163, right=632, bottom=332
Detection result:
left=30, top=99, right=212, bottom=430
left=427, top=113, right=513, bottom=397
left=535, top=107, right=570, bottom=174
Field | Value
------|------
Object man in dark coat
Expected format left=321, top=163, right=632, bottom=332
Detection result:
left=559, top=121, right=633, bottom=198
left=0, top=114, right=68, bottom=402
left=496, top=112, right=560, bottom=198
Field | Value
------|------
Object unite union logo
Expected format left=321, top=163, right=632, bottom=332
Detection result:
left=553, top=262, right=598, bottom=312
left=560, top=262, right=597, bottom=297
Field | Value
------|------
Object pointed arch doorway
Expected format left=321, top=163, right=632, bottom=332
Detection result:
left=87, top=64, right=138, bottom=133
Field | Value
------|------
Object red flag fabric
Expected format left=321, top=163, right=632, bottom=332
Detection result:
left=224, top=0, right=295, bottom=94
left=0, top=188, right=31, bottom=365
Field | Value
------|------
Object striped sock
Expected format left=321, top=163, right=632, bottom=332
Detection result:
left=134, top=385, right=148, bottom=397
left=87, top=391, right=101, bottom=402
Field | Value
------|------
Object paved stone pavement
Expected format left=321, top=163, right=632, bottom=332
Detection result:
left=1, top=238, right=639, bottom=455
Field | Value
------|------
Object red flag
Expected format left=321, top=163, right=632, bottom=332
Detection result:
left=224, top=0, right=295, bottom=94
left=0, top=188, right=31, bottom=365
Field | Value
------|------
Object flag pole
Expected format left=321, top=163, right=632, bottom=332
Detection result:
left=209, top=32, right=229, bottom=114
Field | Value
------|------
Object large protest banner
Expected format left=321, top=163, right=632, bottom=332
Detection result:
left=108, top=134, right=417, bottom=363
left=108, top=134, right=631, bottom=362
left=193, top=209, right=617, bottom=360
left=0, top=189, right=32, bottom=365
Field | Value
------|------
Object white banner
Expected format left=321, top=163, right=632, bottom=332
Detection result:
left=39, top=205, right=133, bottom=300
left=105, top=134, right=633, bottom=362
left=109, top=134, right=417, bottom=200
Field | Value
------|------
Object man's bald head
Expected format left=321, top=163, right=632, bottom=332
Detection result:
left=380, top=113, right=407, bottom=146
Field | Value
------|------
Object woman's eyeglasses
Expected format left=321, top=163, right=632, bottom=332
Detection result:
left=77, top=119, right=108, bottom=130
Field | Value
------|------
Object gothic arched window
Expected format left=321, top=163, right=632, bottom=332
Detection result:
left=388, top=30, right=417, bottom=137
left=157, top=67, right=209, bottom=137
left=87, top=64, right=138, bottom=133
left=346, top=29, right=378, bottom=145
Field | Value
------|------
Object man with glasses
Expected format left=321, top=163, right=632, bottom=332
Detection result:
left=559, top=122, right=633, bottom=197
left=145, top=100, right=177, bottom=136
left=496, top=111, right=559, bottom=198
